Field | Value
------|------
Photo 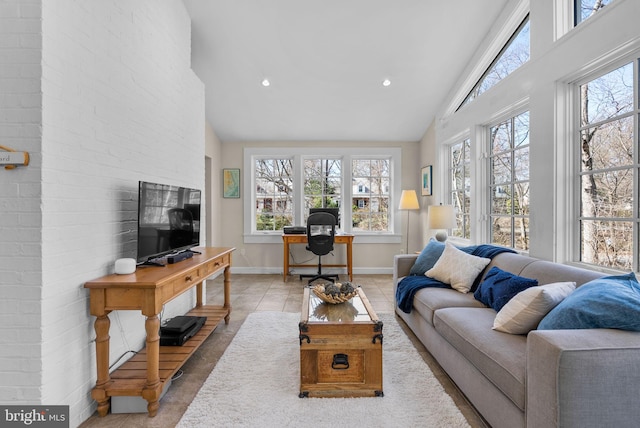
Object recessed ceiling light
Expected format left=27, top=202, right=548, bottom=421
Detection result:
left=382, top=79, right=391, bottom=87
left=261, top=79, right=270, bottom=87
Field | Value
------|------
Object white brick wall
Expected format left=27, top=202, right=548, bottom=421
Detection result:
left=0, top=0, right=44, bottom=405
left=2, top=1, right=205, bottom=426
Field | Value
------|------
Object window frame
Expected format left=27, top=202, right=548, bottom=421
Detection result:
left=243, top=147, right=402, bottom=244
left=572, top=58, right=639, bottom=271
left=487, top=109, right=531, bottom=251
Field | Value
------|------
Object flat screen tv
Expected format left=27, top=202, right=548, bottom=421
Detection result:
left=136, top=181, right=201, bottom=264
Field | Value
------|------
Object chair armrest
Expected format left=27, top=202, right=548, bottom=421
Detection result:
left=526, top=329, right=640, bottom=428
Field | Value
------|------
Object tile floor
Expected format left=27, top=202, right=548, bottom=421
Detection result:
left=80, top=274, right=488, bottom=428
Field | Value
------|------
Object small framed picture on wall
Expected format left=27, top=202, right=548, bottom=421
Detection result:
left=223, top=168, right=240, bottom=198
left=421, top=165, right=432, bottom=196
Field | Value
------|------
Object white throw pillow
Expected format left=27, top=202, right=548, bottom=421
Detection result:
left=425, top=242, right=491, bottom=293
left=493, top=281, right=576, bottom=334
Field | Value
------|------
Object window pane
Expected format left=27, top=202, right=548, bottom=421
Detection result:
left=255, top=159, right=293, bottom=231
left=491, top=121, right=512, bottom=153
left=460, top=17, right=530, bottom=107
left=581, top=63, right=633, bottom=125
left=581, top=170, right=633, bottom=218
left=580, top=220, right=632, bottom=270
left=492, top=185, right=512, bottom=215
left=304, top=158, right=342, bottom=211
left=491, top=216, right=513, bottom=247
left=514, top=217, right=529, bottom=251
left=514, top=111, right=530, bottom=147
left=492, top=152, right=512, bottom=185
left=514, top=147, right=530, bottom=181
left=575, top=0, right=614, bottom=25
left=581, top=117, right=634, bottom=171
left=351, top=158, right=390, bottom=232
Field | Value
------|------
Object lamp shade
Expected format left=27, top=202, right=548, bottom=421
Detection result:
left=398, top=190, right=419, bottom=210
left=427, top=204, right=456, bottom=229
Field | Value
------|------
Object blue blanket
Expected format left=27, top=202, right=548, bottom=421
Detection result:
left=395, top=244, right=515, bottom=313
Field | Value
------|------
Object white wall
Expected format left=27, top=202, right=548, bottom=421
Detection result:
left=221, top=140, right=421, bottom=274
left=429, top=0, right=640, bottom=261
left=0, top=0, right=44, bottom=405
left=1, top=1, right=205, bottom=426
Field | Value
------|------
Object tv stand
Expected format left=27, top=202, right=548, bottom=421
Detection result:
left=85, top=247, right=234, bottom=417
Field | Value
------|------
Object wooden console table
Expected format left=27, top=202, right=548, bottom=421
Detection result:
left=282, top=234, right=353, bottom=282
left=84, top=247, right=234, bottom=417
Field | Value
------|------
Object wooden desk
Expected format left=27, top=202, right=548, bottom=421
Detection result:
left=282, top=234, right=353, bottom=282
left=84, top=247, right=234, bottom=417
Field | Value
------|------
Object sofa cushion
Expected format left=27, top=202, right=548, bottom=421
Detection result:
left=493, top=282, right=576, bottom=334
left=426, top=242, right=491, bottom=293
left=412, top=288, right=484, bottom=326
left=409, top=239, right=445, bottom=276
left=434, top=307, right=527, bottom=410
left=474, top=266, right=538, bottom=312
left=538, top=272, right=640, bottom=331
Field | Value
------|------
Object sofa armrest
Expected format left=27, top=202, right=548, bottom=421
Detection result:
left=393, top=254, right=418, bottom=289
left=527, top=329, right=640, bottom=428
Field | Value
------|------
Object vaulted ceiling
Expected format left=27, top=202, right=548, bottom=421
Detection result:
left=182, top=0, right=509, bottom=143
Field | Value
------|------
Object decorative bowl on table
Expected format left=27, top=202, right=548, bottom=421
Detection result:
left=312, top=282, right=358, bottom=304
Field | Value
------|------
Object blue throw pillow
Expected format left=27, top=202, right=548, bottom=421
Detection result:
left=474, top=266, right=538, bottom=312
left=409, top=239, right=445, bottom=276
left=538, top=272, right=640, bottom=331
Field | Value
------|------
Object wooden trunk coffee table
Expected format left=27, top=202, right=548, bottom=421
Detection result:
left=299, top=285, right=383, bottom=398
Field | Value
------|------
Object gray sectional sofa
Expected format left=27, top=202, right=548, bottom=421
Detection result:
left=393, top=251, right=640, bottom=428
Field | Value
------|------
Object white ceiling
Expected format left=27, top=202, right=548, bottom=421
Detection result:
left=182, top=0, right=509, bottom=143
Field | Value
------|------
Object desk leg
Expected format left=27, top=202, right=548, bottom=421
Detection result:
left=223, top=264, right=232, bottom=324
left=92, top=313, right=111, bottom=417
left=283, top=240, right=290, bottom=282
left=196, top=282, right=203, bottom=307
left=142, top=315, right=162, bottom=417
left=347, top=240, right=353, bottom=282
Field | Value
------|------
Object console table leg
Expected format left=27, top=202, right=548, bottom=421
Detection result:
left=223, top=265, right=232, bottom=324
left=142, top=315, right=162, bottom=417
left=93, top=313, right=111, bottom=416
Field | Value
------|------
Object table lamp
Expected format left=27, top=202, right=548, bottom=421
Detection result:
left=427, top=204, right=456, bottom=242
left=398, top=190, right=420, bottom=253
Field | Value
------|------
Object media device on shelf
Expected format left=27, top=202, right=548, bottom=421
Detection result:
left=136, top=181, right=202, bottom=266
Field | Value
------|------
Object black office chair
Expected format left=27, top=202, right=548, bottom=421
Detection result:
left=300, top=212, right=340, bottom=285
left=167, top=208, right=194, bottom=248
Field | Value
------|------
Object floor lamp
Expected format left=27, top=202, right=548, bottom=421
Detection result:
left=427, top=204, right=457, bottom=242
left=398, top=190, right=419, bottom=254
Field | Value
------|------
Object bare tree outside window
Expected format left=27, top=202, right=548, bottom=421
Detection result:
left=459, top=16, right=530, bottom=109
left=575, top=0, right=613, bottom=26
left=450, top=140, right=471, bottom=239
left=579, top=61, right=634, bottom=269
left=255, top=158, right=294, bottom=231
left=490, top=112, right=530, bottom=250
left=303, top=158, right=342, bottom=218
left=352, top=159, right=390, bottom=231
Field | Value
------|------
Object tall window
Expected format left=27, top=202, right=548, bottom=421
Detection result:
left=303, top=158, right=342, bottom=218
left=449, top=139, right=471, bottom=239
left=489, top=111, right=530, bottom=250
left=575, top=0, right=613, bottom=26
left=352, top=159, right=390, bottom=231
left=578, top=61, right=635, bottom=270
left=459, top=16, right=530, bottom=109
left=255, top=158, right=293, bottom=231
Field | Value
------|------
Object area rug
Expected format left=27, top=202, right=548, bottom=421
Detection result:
left=177, top=311, right=470, bottom=428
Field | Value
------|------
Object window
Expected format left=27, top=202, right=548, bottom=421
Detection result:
left=352, top=159, right=390, bottom=231
left=459, top=16, right=530, bottom=109
left=575, top=0, right=613, bottom=26
left=304, top=158, right=342, bottom=220
left=244, top=147, right=401, bottom=243
left=489, top=111, right=530, bottom=250
left=255, top=158, right=293, bottom=231
left=578, top=61, right=635, bottom=270
left=449, top=139, right=471, bottom=239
